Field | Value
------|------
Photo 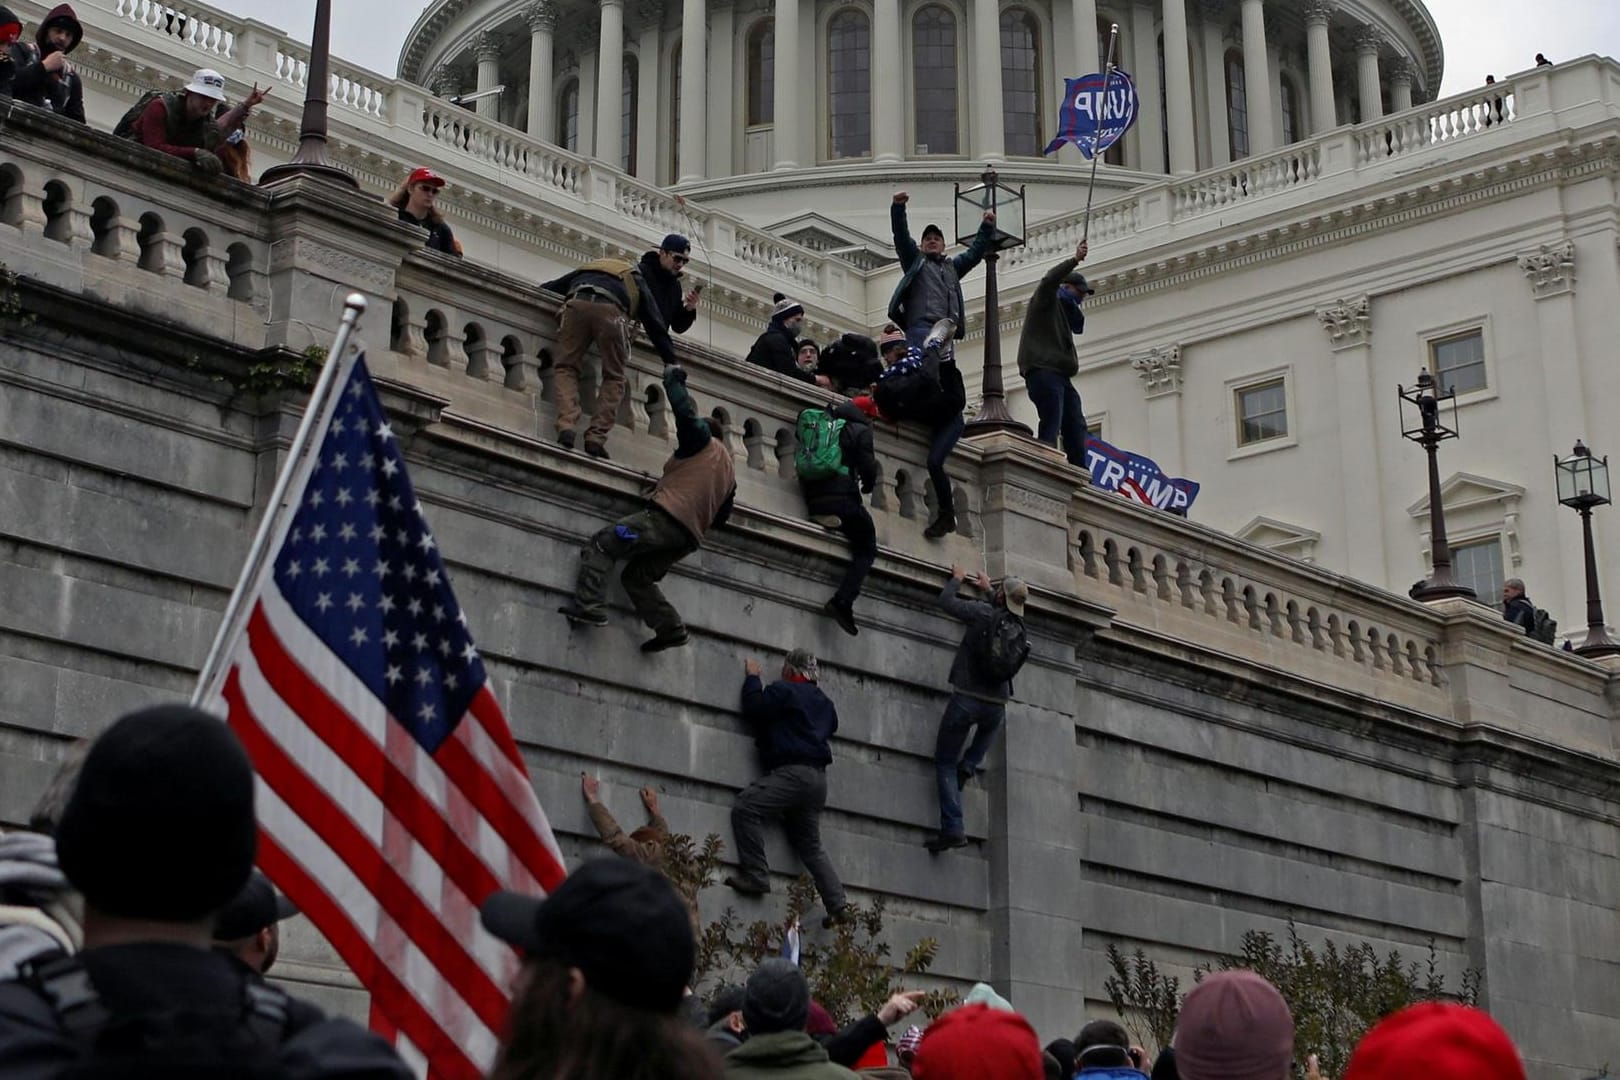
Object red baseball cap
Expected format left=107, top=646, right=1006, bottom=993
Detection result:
left=913, top=1004, right=1044, bottom=1080
left=406, top=167, right=447, bottom=188
left=1343, top=1003, right=1526, bottom=1080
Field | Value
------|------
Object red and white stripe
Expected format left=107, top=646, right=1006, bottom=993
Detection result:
left=214, top=584, right=566, bottom=1080
left=1118, top=478, right=1157, bottom=507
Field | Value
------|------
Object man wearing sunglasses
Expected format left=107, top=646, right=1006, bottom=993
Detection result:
left=639, top=233, right=703, bottom=338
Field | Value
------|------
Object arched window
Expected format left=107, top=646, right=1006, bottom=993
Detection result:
left=558, top=78, right=580, bottom=151
left=1097, top=16, right=1124, bottom=165
left=1225, top=49, right=1249, bottom=159
left=1280, top=73, right=1299, bottom=144
left=912, top=5, right=958, bottom=155
left=622, top=54, right=639, bottom=173
left=827, top=9, right=871, bottom=159
left=747, top=18, right=775, bottom=125
left=670, top=42, right=681, bottom=178
left=1000, top=8, right=1040, bottom=156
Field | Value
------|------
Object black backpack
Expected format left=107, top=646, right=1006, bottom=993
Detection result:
left=112, top=90, right=167, bottom=140
left=970, top=609, right=1030, bottom=683
left=1530, top=608, right=1557, bottom=645
left=873, top=348, right=943, bottom=420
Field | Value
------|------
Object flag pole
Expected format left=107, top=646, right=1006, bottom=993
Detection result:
left=191, top=294, right=370, bottom=708
left=1080, top=23, right=1120, bottom=246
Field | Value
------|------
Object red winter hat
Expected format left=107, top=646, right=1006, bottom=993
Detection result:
left=1175, top=971, right=1293, bottom=1080
left=807, top=1001, right=839, bottom=1037
left=912, top=1004, right=1044, bottom=1080
left=850, top=395, right=882, bottom=420
left=1343, top=1003, right=1526, bottom=1080
left=406, top=167, right=447, bottom=188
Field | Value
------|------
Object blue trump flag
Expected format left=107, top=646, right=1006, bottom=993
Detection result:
left=1083, top=435, right=1200, bottom=512
left=1045, top=69, right=1140, bottom=157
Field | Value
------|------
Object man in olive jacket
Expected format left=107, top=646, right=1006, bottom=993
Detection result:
left=1016, top=239, right=1091, bottom=466
left=724, top=959, right=858, bottom=1080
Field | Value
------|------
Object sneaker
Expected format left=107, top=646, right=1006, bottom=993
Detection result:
left=923, top=511, right=956, bottom=540
left=724, top=873, right=770, bottom=897
left=640, top=628, right=690, bottom=653
left=824, top=598, right=858, bottom=637
left=924, top=832, right=968, bottom=854
left=583, top=440, right=610, bottom=460
left=822, top=905, right=854, bottom=929
left=923, top=318, right=957, bottom=353
left=557, top=429, right=576, bottom=450
left=558, top=602, right=608, bottom=627
left=956, top=764, right=973, bottom=790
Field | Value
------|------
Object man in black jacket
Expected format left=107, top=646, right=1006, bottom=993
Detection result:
left=1016, top=239, right=1091, bottom=466
left=1502, top=578, right=1538, bottom=635
left=747, top=296, right=831, bottom=387
left=5, top=3, right=84, bottom=122
left=727, top=651, right=850, bottom=927
left=638, top=233, right=702, bottom=336
left=800, top=398, right=879, bottom=636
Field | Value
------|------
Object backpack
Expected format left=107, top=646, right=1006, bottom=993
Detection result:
left=25, top=953, right=293, bottom=1080
left=970, top=609, right=1030, bottom=683
left=873, top=349, right=942, bottom=420
left=112, top=90, right=166, bottom=140
left=1530, top=608, right=1557, bottom=645
left=794, top=408, right=848, bottom=481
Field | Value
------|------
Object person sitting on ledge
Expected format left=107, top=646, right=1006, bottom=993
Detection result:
left=123, top=68, right=269, bottom=177
left=387, top=167, right=462, bottom=257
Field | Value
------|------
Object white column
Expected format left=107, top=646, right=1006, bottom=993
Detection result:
left=1315, top=297, right=1389, bottom=584
left=972, top=0, right=1005, bottom=161
left=474, top=31, right=503, bottom=119
left=1129, top=1, right=1164, bottom=173
left=636, top=1, right=663, bottom=176
left=1355, top=25, right=1383, bottom=122
left=525, top=2, right=559, bottom=140
left=595, top=0, right=626, bottom=165
left=707, top=0, right=735, bottom=176
left=1065, top=0, right=1100, bottom=166
left=1390, top=58, right=1414, bottom=112
left=872, top=0, right=903, bottom=162
left=1162, top=0, right=1196, bottom=173
left=677, top=0, right=707, bottom=181
left=1239, top=0, right=1275, bottom=153
left=772, top=0, right=800, bottom=168
left=1303, top=0, right=1335, bottom=133
left=578, top=48, right=598, bottom=156
left=1199, top=1, right=1229, bottom=166
left=1133, top=348, right=1185, bottom=474
left=1267, top=41, right=1284, bottom=145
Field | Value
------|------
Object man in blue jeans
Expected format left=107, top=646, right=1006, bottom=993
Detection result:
left=1016, top=239, right=1092, bottom=466
left=926, top=564, right=1027, bottom=853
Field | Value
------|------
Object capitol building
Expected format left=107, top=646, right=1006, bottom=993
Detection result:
left=29, top=0, right=1620, bottom=627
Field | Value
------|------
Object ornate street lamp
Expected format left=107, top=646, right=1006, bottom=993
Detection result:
left=1398, top=370, right=1476, bottom=601
left=957, top=168, right=1030, bottom=438
left=1554, top=440, right=1620, bottom=658
left=259, top=0, right=360, bottom=189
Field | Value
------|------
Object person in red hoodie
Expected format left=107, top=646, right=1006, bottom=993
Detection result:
left=128, top=67, right=269, bottom=176
left=6, top=4, right=84, bottom=122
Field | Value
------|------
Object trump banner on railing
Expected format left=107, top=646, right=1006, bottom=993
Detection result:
left=1045, top=69, right=1140, bottom=157
left=1084, top=435, right=1200, bottom=513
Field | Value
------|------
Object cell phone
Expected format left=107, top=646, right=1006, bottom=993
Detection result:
left=692, top=283, right=704, bottom=294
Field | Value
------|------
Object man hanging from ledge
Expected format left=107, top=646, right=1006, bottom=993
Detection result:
left=559, top=364, right=736, bottom=653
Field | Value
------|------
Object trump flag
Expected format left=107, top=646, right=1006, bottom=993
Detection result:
left=1045, top=69, right=1140, bottom=157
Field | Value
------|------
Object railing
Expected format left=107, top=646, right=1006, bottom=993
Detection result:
left=1355, top=84, right=1517, bottom=165
left=1169, top=142, right=1322, bottom=217
left=112, top=0, right=238, bottom=59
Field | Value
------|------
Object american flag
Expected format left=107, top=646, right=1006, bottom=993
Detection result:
left=207, top=355, right=567, bottom=1080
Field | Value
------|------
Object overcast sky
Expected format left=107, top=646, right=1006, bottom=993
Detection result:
left=225, top=0, right=1619, bottom=97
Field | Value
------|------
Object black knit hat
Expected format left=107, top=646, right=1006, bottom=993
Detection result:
left=481, top=858, right=694, bottom=1013
left=56, top=705, right=257, bottom=922
left=743, top=957, right=810, bottom=1034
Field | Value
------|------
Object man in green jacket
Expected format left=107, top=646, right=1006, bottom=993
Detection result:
left=724, top=958, right=858, bottom=1080
left=1015, top=239, right=1091, bottom=466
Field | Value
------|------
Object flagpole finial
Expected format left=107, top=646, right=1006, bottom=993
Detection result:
left=345, top=294, right=369, bottom=315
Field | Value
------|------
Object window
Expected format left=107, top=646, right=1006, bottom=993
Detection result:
left=1236, top=379, right=1288, bottom=445
left=1097, top=17, right=1123, bottom=165
left=912, top=6, right=958, bottom=155
left=1225, top=50, right=1249, bottom=159
left=747, top=19, right=775, bottom=125
left=1452, top=537, right=1505, bottom=601
left=622, top=55, right=639, bottom=174
left=1158, top=32, right=1169, bottom=168
left=1430, top=330, right=1487, bottom=395
left=1280, top=74, right=1299, bottom=144
left=1001, top=9, right=1041, bottom=156
left=828, top=9, right=871, bottom=158
left=669, top=42, right=681, bottom=178
left=558, top=78, right=580, bottom=151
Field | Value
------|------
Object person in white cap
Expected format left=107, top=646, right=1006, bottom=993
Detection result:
left=126, top=67, right=268, bottom=176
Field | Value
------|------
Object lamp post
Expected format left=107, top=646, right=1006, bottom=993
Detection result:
left=1554, top=440, right=1620, bottom=658
left=259, top=0, right=360, bottom=189
left=957, top=167, right=1030, bottom=438
left=1398, top=370, right=1476, bottom=601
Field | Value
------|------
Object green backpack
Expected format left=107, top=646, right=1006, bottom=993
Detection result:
left=794, top=408, right=847, bottom=481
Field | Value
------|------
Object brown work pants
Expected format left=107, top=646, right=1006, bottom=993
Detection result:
left=553, top=297, right=632, bottom=445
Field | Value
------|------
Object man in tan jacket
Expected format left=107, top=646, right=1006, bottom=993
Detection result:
left=560, top=365, right=736, bottom=652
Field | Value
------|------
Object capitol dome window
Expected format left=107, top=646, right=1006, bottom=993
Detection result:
left=912, top=4, right=959, bottom=156
left=1280, top=73, right=1300, bottom=145
left=747, top=19, right=775, bottom=126
left=623, top=55, right=639, bottom=173
left=1225, top=49, right=1249, bottom=159
left=558, top=77, right=580, bottom=151
left=828, top=8, right=872, bottom=159
left=1001, top=8, right=1042, bottom=157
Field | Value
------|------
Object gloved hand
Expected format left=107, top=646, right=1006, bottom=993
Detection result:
left=662, top=363, right=687, bottom=385
left=192, top=149, right=223, bottom=176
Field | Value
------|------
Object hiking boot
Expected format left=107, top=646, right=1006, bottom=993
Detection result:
left=558, top=602, right=609, bottom=627
left=923, top=318, right=957, bottom=353
left=825, top=598, right=858, bottom=637
left=822, top=905, right=854, bottom=929
left=924, top=832, right=968, bottom=854
left=640, top=628, right=690, bottom=653
left=583, top=440, right=610, bottom=460
left=923, top=511, right=956, bottom=539
left=956, top=764, right=974, bottom=790
left=557, top=429, right=576, bottom=450
left=725, top=873, right=770, bottom=897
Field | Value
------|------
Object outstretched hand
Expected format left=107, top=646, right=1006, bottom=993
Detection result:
left=1076, top=239, right=1089, bottom=262
left=893, top=191, right=909, bottom=205
left=983, top=210, right=997, bottom=226
left=640, top=786, right=660, bottom=813
left=975, top=571, right=993, bottom=593
left=744, top=658, right=762, bottom=677
left=581, top=773, right=601, bottom=802
left=950, top=564, right=967, bottom=581
left=243, top=83, right=270, bottom=109
left=877, top=990, right=925, bottom=1025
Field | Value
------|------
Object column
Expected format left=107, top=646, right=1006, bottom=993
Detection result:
left=1267, top=40, right=1284, bottom=146
left=1389, top=57, right=1414, bottom=112
left=1303, top=0, right=1334, bottom=132
left=1063, top=0, right=1100, bottom=165
left=1128, top=2, right=1164, bottom=173
left=578, top=47, right=598, bottom=156
left=1199, top=1, right=1229, bottom=165
left=1132, top=347, right=1184, bottom=474
left=677, top=0, right=707, bottom=180
left=595, top=0, right=626, bottom=165
left=1239, top=0, right=1275, bottom=153
left=1355, top=25, right=1383, bottom=122
left=872, top=0, right=903, bottom=162
left=972, top=0, right=1005, bottom=161
left=707, top=0, right=735, bottom=176
left=474, top=31, right=503, bottom=119
left=772, top=0, right=800, bottom=168
left=636, top=1, right=663, bottom=177
left=526, top=2, right=559, bottom=140
left=1315, top=296, right=1389, bottom=584
left=1162, top=0, right=1196, bottom=173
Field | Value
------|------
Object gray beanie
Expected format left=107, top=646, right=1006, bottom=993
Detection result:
left=743, top=957, right=810, bottom=1035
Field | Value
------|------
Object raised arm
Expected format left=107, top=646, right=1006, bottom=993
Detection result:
left=663, top=365, right=713, bottom=456
left=890, top=192, right=920, bottom=267
left=952, top=212, right=999, bottom=278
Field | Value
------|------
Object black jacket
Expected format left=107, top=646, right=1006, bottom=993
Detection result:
left=1503, top=594, right=1537, bottom=635
left=396, top=206, right=460, bottom=257
left=815, top=335, right=883, bottom=395
left=817, top=1014, right=888, bottom=1068
left=542, top=260, right=679, bottom=366
left=800, top=401, right=876, bottom=516
left=746, top=317, right=814, bottom=383
left=4, top=42, right=84, bottom=122
left=740, top=675, right=837, bottom=772
left=638, top=250, right=697, bottom=335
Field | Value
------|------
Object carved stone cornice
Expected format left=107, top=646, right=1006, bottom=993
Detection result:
left=525, top=0, right=560, bottom=32
left=1301, top=0, right=1333, bottom=28
left=1353, top=25, right=1385, bottom=56
left=1387, top=57, right=1417, bottom=85
left=1518, top=240, right=1576, bottom=298
left=1132, top=345, right=1182, bottom=397
left=634, top=0, right=665, bottom=32
left=474, top=30, right=504, bottom=62
left=1315, top=295, right=1371, bottom=349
